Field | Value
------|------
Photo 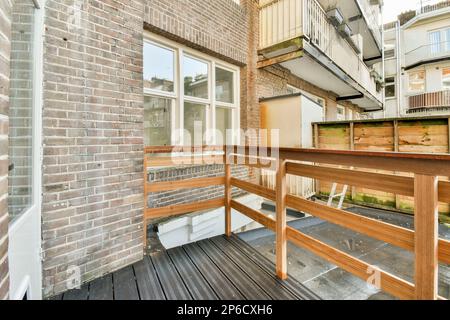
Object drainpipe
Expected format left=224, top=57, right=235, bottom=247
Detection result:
left=381, top=3, right=386, bottom=118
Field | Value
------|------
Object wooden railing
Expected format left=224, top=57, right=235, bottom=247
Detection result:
left=409, top=90, right=450, bottom=111
left=144, top=145, right=450, bottom=300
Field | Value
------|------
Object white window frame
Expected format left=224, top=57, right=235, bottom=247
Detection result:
left=407, top=69, right=426, bottom=94
left=427, top=27, right=450, bottom=54
left=385, top=76, right=396, bottom=99
left=144, top=33, right=240, bottom=146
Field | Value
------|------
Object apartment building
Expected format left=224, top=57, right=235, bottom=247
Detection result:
left=0, top=0, right=384, bottom=300
left=381, top=1, right=450, bottom=117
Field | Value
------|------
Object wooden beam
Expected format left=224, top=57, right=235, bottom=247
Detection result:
left=230, top=178, right=276, bottom=201
left=286, top=227, right=416, bottom=300
left=147, top=155, right=225, bottom=167
left=143, top=156, right=148, bottom=252
left=230, top=200, right=275, bottom=231
left=414, top=174, right=439, bottom=300
left=276, top=159, right=287, bottom=280
left=147, top=177, right=225, bottom=193
left=146, top=198, right=225, bottom=220
left=229, top=155, right=275, bottom=170
left=286, top=162, right=450, bottom=203
left=257, top=50, right=303, bottom=69
left=258, top=37, right=303, bottom=56
left=225, top=164, right=232, bottom=237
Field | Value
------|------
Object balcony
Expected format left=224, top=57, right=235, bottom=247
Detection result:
left=405, top=41, right=450, bottom=69
left=407, top=90, right=450, bottom=114
left=258, top=0, right=383, bottom=111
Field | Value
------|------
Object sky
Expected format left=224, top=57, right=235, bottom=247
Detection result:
left=383, top=0, right=443, bottom=23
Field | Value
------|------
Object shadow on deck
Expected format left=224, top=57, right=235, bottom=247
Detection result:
left=52, top=235, right=320, bottom=300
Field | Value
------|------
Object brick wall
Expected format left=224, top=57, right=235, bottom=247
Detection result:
left=41, top=0, right=144, bottom=297
left=143, top=0, right=248, bottom=66
left=0, top=0, right=11, bottom=301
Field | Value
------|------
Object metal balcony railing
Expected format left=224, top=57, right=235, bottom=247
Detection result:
left=408, top=90, right=450, bottom=111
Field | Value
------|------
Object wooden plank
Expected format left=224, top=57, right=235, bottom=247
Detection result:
left=183, top=243, right=244, bottom=300
left=197, top=240, right=272, bottom=300
left=286, top=194, right=415, bottom=251
left=286, top=227, right=416, bottom=300
left=230, top=178, right=276, bottom=201
left=226, top=235, right=320, bottom=300
left=229, top=155, right=275, bottom=170
left=89, top=274, right=113, bottom=300
left=145, top=145, right=224, bottom=154
left=133, top=256, right=165, bottom=300
left=63, top=283, right=89, bottom=300
left=286, top=162, right=414, bottom=198
left=225, top=164, right=232, bottom=237
left=146, top=198, right=225, bottom=219
left=257, top=49, right=303, bottom=69
left=113, top=266, right=139, bottom=300
left=209, top=237, right=298, bottom=300
left=147, top=177, right=225, bottom=193
left=147, top=155, right=225, bottom=167
left=276, top=159, right=287, bottom=280
left=414, top=174, right=439, bottom=300
left=151, top=251, right=192, bottom=300
left=231, top=201, right=275, bottom=230
left=167, top=247, right=218, bottom=300
left=143, top=156, right=148, bottom=251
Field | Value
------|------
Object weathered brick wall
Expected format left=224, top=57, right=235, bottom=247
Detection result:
left=143, top=0, right=248, bottom=65
left=8, top=0, right=34, bottom=220
left=0, top=0, right=11, bottom=301
left=41, top=0, right=144, bottom=297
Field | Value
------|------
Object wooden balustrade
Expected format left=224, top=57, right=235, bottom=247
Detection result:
left=409, top=90, right=450, bottom=111
left=144, top=145, right=450, bottom=300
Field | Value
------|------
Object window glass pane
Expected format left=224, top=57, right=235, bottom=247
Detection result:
left=446, top=28, right=450, bottom=51
left=216, top=68, right=234, bottom=103
left=8, top=0, right=35, bottom=221
left=184, top=56, right=208, bottom=99
left=428, top=31, right=441, bottom=54
left=144, top=96, right=172, bottom=146
left=443, top=68, right=450, bottom=90
left=144, top=42, right=174, bottom=92
left=409, top=71, right=425, bottom=91
left=184, top=102, right=207, bottom=145
left=216, top=107, right=233, bottom=145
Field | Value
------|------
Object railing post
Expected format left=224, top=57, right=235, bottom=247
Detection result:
left=143, top=155, right=148, bottom=253
left=225, top=153, right=232, bottom=237
left=276, top=158, right=288, bottom=280
left=414, top=174, right=439, bottom=300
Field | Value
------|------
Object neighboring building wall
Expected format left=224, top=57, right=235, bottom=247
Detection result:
left=0, top=0, right=11, bottom=301
left=257, top=66, right=364, bottom=121
left=41, top=0, right=144, bottom=297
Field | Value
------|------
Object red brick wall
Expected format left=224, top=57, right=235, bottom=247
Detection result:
left=0, top=0, right=11, bottom=301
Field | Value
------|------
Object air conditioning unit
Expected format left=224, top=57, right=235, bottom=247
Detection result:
left=326, top=8, right=344, bottom=27
left=338, top=23, right=353, bottom=38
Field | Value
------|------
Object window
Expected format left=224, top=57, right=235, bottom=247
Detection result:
left=385, top=49, right=395, bottom=59
left=428, top=30, right=441, bottom=54
left=443, top=68, right=450, bottom=90
left=428, top=27, right=450, bottom=55
left=144, top=35, right=239, bottom=146
left=337, top=105, right=345, bottom=121
left=385, top=77, right=396, bottom=98
left=408, top=70, right=425, bottom=92
left=144, top=42, right=175, bottom=93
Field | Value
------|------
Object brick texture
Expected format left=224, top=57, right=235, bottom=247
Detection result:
left=0, top=0, right=11, bottom=301
left=143, top=0, right=248, bottom=65
left=41, top=0, right=144, bottom=297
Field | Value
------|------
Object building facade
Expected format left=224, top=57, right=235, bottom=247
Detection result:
left=381, top=1, right=450, bottom=118
left=1, top=0, right=384, bottom=299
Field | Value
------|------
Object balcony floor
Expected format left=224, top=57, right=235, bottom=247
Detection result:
left=51, top=235, right=320, bottom=300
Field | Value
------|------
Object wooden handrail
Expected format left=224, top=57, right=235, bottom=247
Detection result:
left=144, top=145, right=450, bottom=300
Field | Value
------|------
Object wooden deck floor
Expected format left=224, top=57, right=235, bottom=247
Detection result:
left=53, top=235, right=320, bottom=300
